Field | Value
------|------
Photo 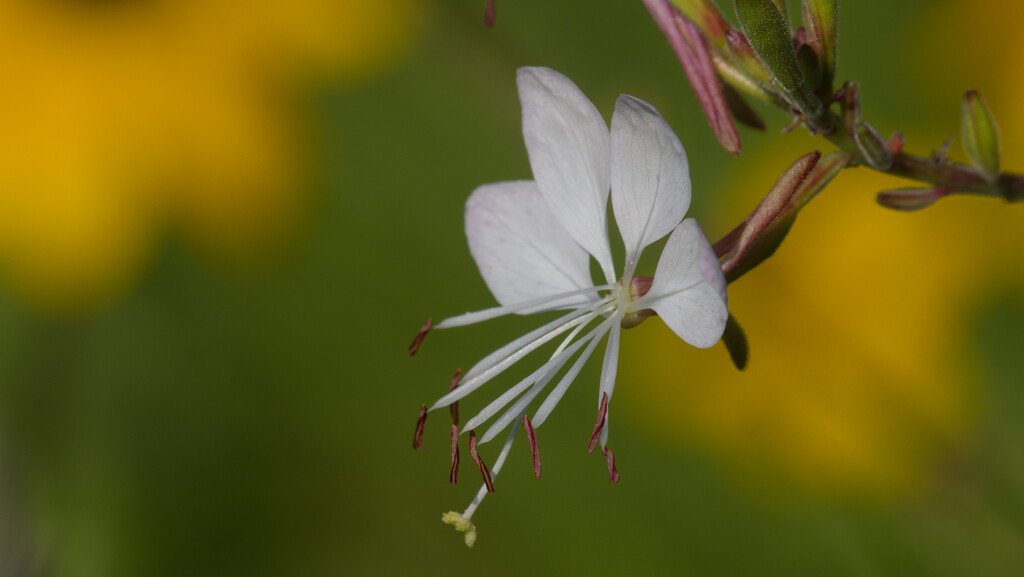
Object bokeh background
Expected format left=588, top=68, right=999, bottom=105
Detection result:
left=0, top=0, right=1022, bottom=575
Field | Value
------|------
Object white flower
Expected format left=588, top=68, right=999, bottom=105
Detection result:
left=412, top=67, right=728, bottom=547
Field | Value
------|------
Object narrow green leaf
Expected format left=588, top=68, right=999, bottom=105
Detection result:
left=770, top=0, right=789, bottom=22
left=802, top=0, right=838, bottom=96
left=961, top=90, right=1001, bottom=183
left=734, top=0, right=831, bottom=131
left=734, top=0, right=800, bottom=93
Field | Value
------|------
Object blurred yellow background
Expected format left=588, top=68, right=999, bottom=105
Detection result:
left=0, top=0, right=1022, bottom=576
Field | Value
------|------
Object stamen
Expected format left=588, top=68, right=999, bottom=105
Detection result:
left=449, top=424, right=460, bottom=484
left=431, top=302, right=608, bottom=411
left=449, top=369, right=462, bottom=425
left=442, top=511, right=477, bottom=548
left=478, top=317, right=612, bottom=443
left=532, top=316, right=615, bottom=428
left=603, top=447, right=620, bottom=483
left=483, top=0, right=495, bottom=27
left=413, top=404, right=428, bottom=450
left=468, top=430, right=495, bottom=493
left=588, top=393, right=609, bottom=453
left=523, top=415, right=541, bottom=479
left=462, top=417, right=521, bottom=520
left=408, top=318, right=433, bottom=356
left=470, top=329, right=587, bottom=439
left=435, top=284, right=613, bottom=330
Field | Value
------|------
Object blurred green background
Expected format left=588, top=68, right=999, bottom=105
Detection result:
left=1, top=0, right=1023, bottom=575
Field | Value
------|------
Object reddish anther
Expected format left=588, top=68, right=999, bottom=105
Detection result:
left=483, top=0, right=495, bottom=27
left=523, top=415, right=541, bottom=479
left=449, top=424, right=460, bottom=484
left=449, top=369, right=462, bottom=425
left=413, top=404, right=428, bottom=450
left=468, top=430, right=495, bottom=493
left=408, top=318, right=433, bottom=356
left=603, top=447, right=620, bottom=483
left=587, top=393, right=609, bottom=453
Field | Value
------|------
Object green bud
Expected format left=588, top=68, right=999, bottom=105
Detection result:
left=801, top=0, right=838, bottom=96
left=876, top=187, right=948, bottom=212
left=796, top=41, right=822, bottom=92
left=961, top=90, right=1001, bottom=184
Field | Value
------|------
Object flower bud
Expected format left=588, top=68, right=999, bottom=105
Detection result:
left=876, top=187, right=948, bottom=212
left=961, top=90, right=1001, bottom=184
left=645, top=1, right=741, bottom=153
left=789, top=150, right=854, bottom=210
left=801, top=0, right=837, bottom=96
left=715, top=151, right=821, bottom=283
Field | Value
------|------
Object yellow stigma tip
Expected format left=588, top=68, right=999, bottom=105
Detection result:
left=441, top=511, right=477, bottom=548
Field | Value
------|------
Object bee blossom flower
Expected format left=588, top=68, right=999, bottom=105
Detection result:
left=411, top=67, right=728, bottom=547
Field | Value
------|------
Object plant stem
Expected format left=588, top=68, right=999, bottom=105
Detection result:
left=813, top=108, right=1024, bottom=202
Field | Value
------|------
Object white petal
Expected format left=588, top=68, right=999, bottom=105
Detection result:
left=517, top=67, right=615, bottom=283
left=636, top=219, right=728, bottom=348
left=466, top=181, right=594, bottom=309
left=610, top=95, right=691, bottom=279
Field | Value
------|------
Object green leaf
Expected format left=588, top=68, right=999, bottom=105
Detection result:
left=961, top=90, right=1001, bottom=184
left=734, top=0, right=831, bottom=131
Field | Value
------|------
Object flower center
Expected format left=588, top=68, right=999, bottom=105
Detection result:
left=618, top=276, right=655, bottom=329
